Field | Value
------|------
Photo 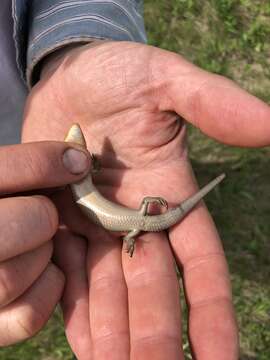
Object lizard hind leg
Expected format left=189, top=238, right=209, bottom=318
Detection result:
left=140, top=196, right=168, bottom=215
left=124, top=197, right=168, bottom=257
left=123, top=229, right=140, bottom=257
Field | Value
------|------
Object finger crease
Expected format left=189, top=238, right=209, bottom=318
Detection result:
left=13, top=313, right=35, bottom=338
left=132, top=333, right=180, bottom=346
left=89, top=275, right=125, bottom=290
left=183, top=252, right=225, bottom=272
left=93, top=330, right=129, bottom=344
left=127, top=272, right=176, bottom=287
left=190, top=295, right=232, bottom=310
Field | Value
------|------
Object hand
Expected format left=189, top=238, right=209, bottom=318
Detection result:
left=22, top=41, right=270, bottom=359
left=0, top=141, right=90, bottom=346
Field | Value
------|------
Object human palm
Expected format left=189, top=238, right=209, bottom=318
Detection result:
left=22, top=41, right=270, bottom=359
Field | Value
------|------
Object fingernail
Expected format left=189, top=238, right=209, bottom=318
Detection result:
left=63, top=148, right=90, bottom=174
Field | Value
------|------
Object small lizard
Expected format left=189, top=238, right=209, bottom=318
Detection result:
left=65, top=124, right=225, bottom=257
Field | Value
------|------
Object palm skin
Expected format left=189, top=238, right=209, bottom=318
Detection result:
left=22, top=41, right=270, bottom=359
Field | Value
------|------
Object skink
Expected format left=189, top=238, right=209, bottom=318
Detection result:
left=65, top=124, right=225, bottom=256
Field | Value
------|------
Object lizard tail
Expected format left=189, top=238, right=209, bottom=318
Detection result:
left=180, top=173, right=225, bottom=214
left=142, top=174, right=226, bottom=232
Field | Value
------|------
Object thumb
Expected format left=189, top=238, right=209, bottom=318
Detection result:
left=0, top=141, right=91, bottom=194
left=159, top=53, right=270, bottom=147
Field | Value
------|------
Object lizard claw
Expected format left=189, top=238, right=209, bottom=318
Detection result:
left=158, top=198, right=169, bottom=209
left=128, top=244, right=135, bottom=257
left=142, top=196, right=168, bottom=209
left=125, top=239, right=135, bottom=257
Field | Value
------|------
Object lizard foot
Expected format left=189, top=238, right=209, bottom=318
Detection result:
left=126, top=239, right=135, bottom=257
left=140, top=196, right=168, bottom=215
left=123, top=229, right=140, bottom=257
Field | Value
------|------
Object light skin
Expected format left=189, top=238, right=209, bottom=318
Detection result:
left=21, top=41, right=270, bottom=359
left=0, top=141, right=91, bottom=346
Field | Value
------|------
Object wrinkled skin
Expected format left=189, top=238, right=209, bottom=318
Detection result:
left=22, top=41, right=270, bottom=359
left=0, top=141, right=90, bottom=346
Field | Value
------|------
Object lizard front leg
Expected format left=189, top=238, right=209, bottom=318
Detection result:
left=140, top=196, right=168, bottom=215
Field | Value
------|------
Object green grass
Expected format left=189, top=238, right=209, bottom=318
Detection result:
left=145, top=1, right=270, bottom=358
left=188, top=133, right=270, bottom=359
left=1, top=1, right=269, bottom=359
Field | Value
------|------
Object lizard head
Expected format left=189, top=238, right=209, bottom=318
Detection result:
left=64, top=123, right=87, bottom=148
left=65, top=124, right=100, bottom=173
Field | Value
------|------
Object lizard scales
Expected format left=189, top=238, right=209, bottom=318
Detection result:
left=65, top=124, right=225, bottom=256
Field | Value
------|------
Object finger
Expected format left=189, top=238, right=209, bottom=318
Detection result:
left=0, top=141, right=91, bottom=195
left=168, top=162, right=238, bottom=359
left=0, top=262, right=64, bottom=346
left=0, top=242, right=52, bottom=308
left=53, top=228, right=92, bottom=360
left=122, top=232, right=183, bottom=360
left=53, top=189, right=130, bottom=359
left=87, top=228, right=130, bottom=360
left=0, top=196, right=58, bottom=261
left=159, top=52, right=270, bottom=147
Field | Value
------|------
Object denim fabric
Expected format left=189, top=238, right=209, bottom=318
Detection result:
left=13, top=0, right=146, bottom=86
left=0, top=0, right=27, bottom=145
left=12, top=0, right=29, bottom=81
